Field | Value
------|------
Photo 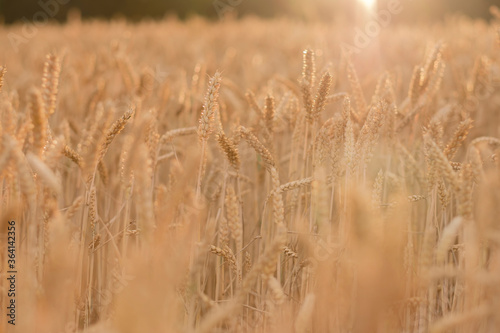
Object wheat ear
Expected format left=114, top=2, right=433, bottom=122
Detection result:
left=29, top=88, right=47, bottom=158
left=97, top=108, right=135, bottom=163
left=239, top=126, right=275, bottom=168
left=41, top=53, right=61, bottom=116
left=0, top=66, right=6, bottom=92
left=196, top=71, right=222, bottom=199
left=312, top=72, right=333, bottom=123
left=216, top=132, right=240, bottom=170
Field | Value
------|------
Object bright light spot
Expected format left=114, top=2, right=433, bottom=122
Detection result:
left=359, top=0, right=376, bottom=9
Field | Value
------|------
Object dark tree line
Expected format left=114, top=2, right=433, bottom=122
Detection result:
left=0, top=0, right=499, bottom=24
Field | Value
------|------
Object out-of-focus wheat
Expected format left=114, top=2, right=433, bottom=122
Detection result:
left=1, top=15, right=499, bottom=333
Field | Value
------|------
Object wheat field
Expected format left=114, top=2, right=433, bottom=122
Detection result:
left=1, top=12, right=500, bottom=333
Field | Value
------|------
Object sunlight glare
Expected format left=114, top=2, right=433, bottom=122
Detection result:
left=359, top=0, right=376, bottom=9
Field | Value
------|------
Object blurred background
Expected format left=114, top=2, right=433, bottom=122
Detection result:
left=0, top=0, right=499, bottom=24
